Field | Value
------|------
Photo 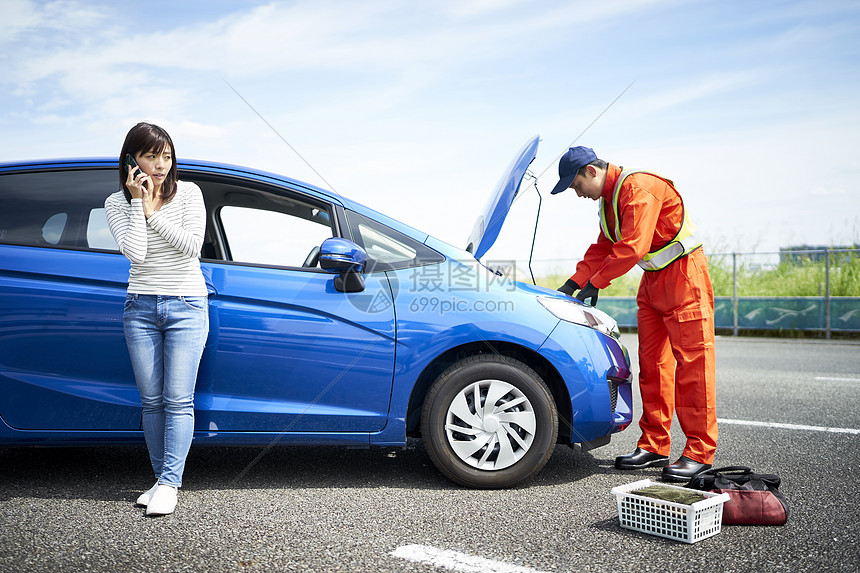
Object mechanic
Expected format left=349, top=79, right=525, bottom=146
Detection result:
left=550, top=146, right=717, bottom=482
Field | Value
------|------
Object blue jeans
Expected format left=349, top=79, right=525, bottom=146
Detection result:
left=123, top=294, right=209, bottom=488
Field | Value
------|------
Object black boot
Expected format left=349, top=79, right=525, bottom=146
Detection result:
left=661, top=456, right=712, bottom=482
left=615, top=448, right=670, bottom=470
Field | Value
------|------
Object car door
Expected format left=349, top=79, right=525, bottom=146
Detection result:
left=187, top=174, right=396, bottom=435
left=0, top=166, right=141, bottom=431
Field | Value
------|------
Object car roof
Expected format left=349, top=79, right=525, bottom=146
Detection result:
left=0, top=157, right=432, bottom=246
left=0, top=156, right=339, bottom=202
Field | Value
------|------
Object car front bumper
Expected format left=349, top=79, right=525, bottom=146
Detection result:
left=539, top=320, right=633, bottom=444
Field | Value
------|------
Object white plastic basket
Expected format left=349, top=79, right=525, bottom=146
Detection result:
left=611, top=479, right=731, bottom=544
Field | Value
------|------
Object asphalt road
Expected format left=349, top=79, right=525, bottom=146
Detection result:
left=1, top=336, right=859, bottom=572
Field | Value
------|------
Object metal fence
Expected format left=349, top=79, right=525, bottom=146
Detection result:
left=545, top=248, right=860, bottom=338
left=599, top=296, right=860, bottom=337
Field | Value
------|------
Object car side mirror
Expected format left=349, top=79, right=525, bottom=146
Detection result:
left=319, top=238, right=367, bottom=293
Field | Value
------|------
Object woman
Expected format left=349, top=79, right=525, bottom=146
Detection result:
left=105, top=122, right=209, bottom=516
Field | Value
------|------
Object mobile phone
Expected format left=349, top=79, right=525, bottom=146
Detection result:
left=125, top=154, right=147, bottom=189
left=125, top=153, right=140, bottom=174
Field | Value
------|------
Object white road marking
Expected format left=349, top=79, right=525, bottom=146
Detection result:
left=390, top=544, right=551, bottom=573
left=719, top=418, right=860, bottom=435
left=814, top=376, right=860, bottom=382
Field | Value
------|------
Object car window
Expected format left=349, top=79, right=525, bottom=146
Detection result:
left=41, top=213, right=67, bottom=245
left=0, top=169, right=119, bottom=251
left=219, top=204, right=334, bottom=267
left=86, top=208, right=119, bottom=250
left=345, top=209, right=444, bottom=271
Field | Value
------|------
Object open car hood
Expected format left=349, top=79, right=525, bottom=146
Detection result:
left=465, top=135, right=540, bottom=260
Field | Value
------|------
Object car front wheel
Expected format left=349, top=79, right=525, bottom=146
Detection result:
left=421, top=354, right=558, bottom=488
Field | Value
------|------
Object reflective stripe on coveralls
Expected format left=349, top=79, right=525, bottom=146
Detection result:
left=599, top=169, right=703, bottom=271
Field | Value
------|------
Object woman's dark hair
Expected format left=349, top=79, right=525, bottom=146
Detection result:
left=118, top=122, right=178, bottom=203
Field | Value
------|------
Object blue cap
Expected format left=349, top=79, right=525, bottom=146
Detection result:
left=550, top=146, right=597, bottom=195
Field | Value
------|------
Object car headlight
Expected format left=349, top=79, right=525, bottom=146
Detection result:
left=538, top=296, right=621, bottom=340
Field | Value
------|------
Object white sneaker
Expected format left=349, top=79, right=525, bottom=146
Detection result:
left=145, top=485, right=178, bottom=516
left=136, top=482, right=160, bottom=507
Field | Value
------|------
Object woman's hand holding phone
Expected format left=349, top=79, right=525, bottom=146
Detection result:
left=125, top=154, right=160, bottom=218
left=125, top=154, right=150, bottom=199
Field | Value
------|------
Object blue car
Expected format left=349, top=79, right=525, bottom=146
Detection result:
left=0, top=136, right=631, bottom=488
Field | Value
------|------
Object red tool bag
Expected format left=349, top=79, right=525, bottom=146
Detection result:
left=684, top=466, right=788, bottom=525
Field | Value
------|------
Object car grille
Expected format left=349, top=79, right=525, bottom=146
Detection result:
left=608, top=379, right=619, bottom=412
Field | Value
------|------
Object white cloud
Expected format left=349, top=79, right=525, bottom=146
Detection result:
left=811, top=187, right=848, bottom=196
left=623, top=70, right=769, bottom=117
left=0, top=0, right=106, bottom=42
left=1, top=0, right=858, bottom=263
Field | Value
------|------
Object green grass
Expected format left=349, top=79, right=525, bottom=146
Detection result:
left=535, top=250, right=860, bottom=297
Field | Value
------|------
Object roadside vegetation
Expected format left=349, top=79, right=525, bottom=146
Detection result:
left=536, top=249, right=860, bottom=297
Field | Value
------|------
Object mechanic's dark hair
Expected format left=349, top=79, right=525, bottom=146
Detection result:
left=575, top=158, right=608, bottom=177
left=118, top=122, right=178, bottom=203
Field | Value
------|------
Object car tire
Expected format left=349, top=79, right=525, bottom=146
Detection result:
left=421, top=354, right=558, bottom=488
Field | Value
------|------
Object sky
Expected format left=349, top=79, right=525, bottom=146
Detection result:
left=2, top=0, right=859, bottom=277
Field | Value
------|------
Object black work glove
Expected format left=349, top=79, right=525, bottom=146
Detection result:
left=557, top=279, right=580, bottom=297
left=575, top=280, right=599, bottom=306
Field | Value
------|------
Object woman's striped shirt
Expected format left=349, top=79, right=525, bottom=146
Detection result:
left=105, top=180, right=207, bottom=296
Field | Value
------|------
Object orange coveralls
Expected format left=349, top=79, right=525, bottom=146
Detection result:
left=570, top=164, right=717, bottom=464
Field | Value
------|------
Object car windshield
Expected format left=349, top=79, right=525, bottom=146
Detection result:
left=345, top=209, right=443, bottom=271
left=355, top=220, right=417, bottom=263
